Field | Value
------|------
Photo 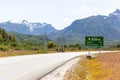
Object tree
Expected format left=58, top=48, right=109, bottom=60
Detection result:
left=117, top=43, right=120, bottom=48
left=47, top=41, right=57, bottom=49
left=74, top=43, right=81, bottom=50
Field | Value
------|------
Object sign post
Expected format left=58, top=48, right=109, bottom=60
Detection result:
left=85, top=36, right=104, bottom=58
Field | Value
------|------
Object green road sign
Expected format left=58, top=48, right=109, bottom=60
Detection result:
left=85, top=36, right=104, bottom=47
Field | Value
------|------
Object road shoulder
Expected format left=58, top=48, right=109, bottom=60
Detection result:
left=40, top=57, right=81, bottom=80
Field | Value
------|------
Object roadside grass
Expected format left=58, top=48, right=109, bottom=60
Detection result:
left=0, top=49, right=88, bottom=57
left=0, top=50, right=48, bottom=57
left=65, top=52, right=120, bottom=80
left=64, top=58, right=110, bottom=80
left=98, top=52, right=120, bottom=79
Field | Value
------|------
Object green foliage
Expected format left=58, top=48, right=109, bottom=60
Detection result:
left=117, top=43, right=120, bottom=48
left=37, top=50, right=48, bottom=54
left=47, top=41, right=57, bottom=49
left=10, top=32, right=50, bottom=43
left=0, top=45, right=9, bottom=51
left=0, top=28, right=16, bottom=43
left=66, top=43, right=81, bottom=51
left=9, top=32, right=52, bottom=50
left=0, top=28, right=83, bottom=52
left=0, top=28, right=17, bottom=51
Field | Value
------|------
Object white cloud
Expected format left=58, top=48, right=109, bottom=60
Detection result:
left=71, top=6, right=116, bottom=20
left=62, top=18, right=73, bottom=27
left=73, top=6, right=93, bottom=15
left=54, top=18, right=73, bottom=30
left=63, top=18, right=72, bottom=23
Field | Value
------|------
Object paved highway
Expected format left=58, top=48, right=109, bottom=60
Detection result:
left=0, top=51, right=116, bottom=80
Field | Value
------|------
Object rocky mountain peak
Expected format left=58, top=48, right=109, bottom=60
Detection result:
left=109, top=9, right=120, bottom=17
left=22, top=20, right=30, bottom=26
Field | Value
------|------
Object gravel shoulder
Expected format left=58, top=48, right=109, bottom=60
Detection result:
left=40, top=57, right=81, bottom=80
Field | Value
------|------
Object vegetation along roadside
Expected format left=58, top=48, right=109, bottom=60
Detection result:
left=64, top=52, right=120, bottom=80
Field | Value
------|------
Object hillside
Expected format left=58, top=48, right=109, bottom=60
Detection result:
left=51, top=9, right=120, bottom=43
left=56, top=15, right=120, bottom=39
left=10, top=32, right=50, bottom=44
left=0, top=28, right=51, bottom=51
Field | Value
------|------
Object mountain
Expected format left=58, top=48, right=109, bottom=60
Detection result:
left=109, top=9, right=120, bottom=31
left=0, top=9, right=120, bottom=44
left=0, top=20, right=57, bottom=35
left=52, top=9, right=120, bottom=43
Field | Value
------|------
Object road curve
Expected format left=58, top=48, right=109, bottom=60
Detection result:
left=0, top=51, right=116, bottom=80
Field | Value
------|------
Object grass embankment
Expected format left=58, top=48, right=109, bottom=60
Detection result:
left=65, top=52, right=120, bottom=80
left=0, top=50, right=48, bottom=57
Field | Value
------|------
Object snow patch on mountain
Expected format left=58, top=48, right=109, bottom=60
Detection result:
left=20, top=20, right=51, bottom=32
left=103, top=17, right=107, bottom=19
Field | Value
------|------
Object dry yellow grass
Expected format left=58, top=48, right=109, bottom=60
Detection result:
left=0, top=50, right=45, bottom=57
left=64, top=52, right=120, bottom=80
left=98, top=52, right=120, bottom=79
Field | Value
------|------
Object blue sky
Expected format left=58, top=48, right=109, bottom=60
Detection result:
left=0, top=0, right=120, bottom=30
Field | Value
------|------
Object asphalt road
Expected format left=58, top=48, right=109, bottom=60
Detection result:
left=0, top=51, right=115, bottom=80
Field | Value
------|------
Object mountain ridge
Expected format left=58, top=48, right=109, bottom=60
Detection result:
left=50, top=9, right=120, bottom=43
left=0, top=9, right=120, bottom=43
left=0, top=20, right=57, bottom=35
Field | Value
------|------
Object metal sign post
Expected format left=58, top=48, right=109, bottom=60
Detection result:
left=99, top=49, right=100, bottom=56
left=44, top=32, right=47, bottom=51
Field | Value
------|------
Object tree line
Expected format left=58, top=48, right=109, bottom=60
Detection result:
left=0, top=28, right=82, bottom=51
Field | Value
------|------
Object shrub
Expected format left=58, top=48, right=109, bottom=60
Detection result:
left=0, top=45, right=9, bottom=51
left=47, top=41, right=57, bottom=49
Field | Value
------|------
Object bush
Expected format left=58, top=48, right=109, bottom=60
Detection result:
left=0, top=45, right=9, bottom=51
left=47, top=41, right=57, bottom=49
left=10, top=42, right=18, bottom=47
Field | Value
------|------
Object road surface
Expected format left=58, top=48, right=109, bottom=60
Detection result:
left=0, top=51, right=116, bottom=80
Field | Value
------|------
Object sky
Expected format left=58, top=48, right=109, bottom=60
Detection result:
left=0, top=0, right=120, bottom=30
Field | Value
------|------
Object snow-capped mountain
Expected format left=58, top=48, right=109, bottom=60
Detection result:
left=0, top=20, right=57, bottom=35
left=21, top=20, right=56, bottom=32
